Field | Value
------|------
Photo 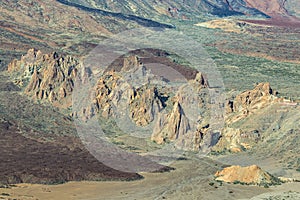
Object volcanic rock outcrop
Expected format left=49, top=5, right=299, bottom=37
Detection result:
left=8, top=49, right=81, bottom=108
left=233, top=82, right=276, bottom=111
left=8, top=48, right=219, bottom=152
left=214, top=82, right=299, bottom=156
left=92, top=49, right=212, bottom=151
left=213, top=127, right=260, bottom=153
left=151, top=100, right=191, bottom=144
left=215, top=165, right=281, bottom=186
left=226, top=82, right=279, bottom=122
left=213, top=83, right=281, bottom=153
left=151, top=73, right=211, bottom=151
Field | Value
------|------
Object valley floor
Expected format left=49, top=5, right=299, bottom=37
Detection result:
left=1, top=156, right=300, bottom=200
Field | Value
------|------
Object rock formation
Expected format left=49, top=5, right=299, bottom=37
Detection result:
left=213, top=127, right=260, bottom=153
left=151, top=72, right=210, bottom=151
left=8, top=48, right=219, bottom=152
left=226, top=82, right=279, bottom=123
left=214, top=82, right=299, bottom=156
left=232, top=82, right=276, bottom=112
left=215, top=165, right=281, bottom=186
left=129, top=86, right=165, bottom=127
left=151, top=100, right=191, bottom=144
left=92, top=50, right=212, bottom=151
left=7, top=49, right=81, bottom=108
left=212, top=83, right=281, bottom=153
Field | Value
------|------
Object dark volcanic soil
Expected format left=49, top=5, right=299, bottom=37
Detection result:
left=0, top=119, right=143, bottom=185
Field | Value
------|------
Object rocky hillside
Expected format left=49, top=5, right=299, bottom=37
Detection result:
left=245, top=0, right=300, bottom=19
left=213, top=83, right=299, bottom=170
left=244, top=0, right=288, bottom=18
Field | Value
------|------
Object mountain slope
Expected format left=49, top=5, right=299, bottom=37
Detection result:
left=62, top=0, right=269, bottom=19
left=244, top=0, right=300, bottom=19
left=285, top=0, right=300, bottom=17
left=66, top=0, right=300, bottom=21
left=0, top=0, right=173, bottom=71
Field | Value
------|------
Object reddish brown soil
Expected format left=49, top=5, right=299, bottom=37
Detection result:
left=107, top=48, right=199, bottom=80
left=243, top=17, right=300, bottom=28
left=244, top=0, right=288, bottom=17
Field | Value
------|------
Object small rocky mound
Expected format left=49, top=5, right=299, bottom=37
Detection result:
left=195, top=19, right=249, bottom=33
left=8, top=48, right=81, bottom=108
left=215, top=165, right=281, bottom=186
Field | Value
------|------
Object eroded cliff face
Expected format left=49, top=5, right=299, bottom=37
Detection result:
left=8, top=49, right=81, bottom=108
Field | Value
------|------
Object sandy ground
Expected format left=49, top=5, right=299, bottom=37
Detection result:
left=1, top=156, right=300, bottom=200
